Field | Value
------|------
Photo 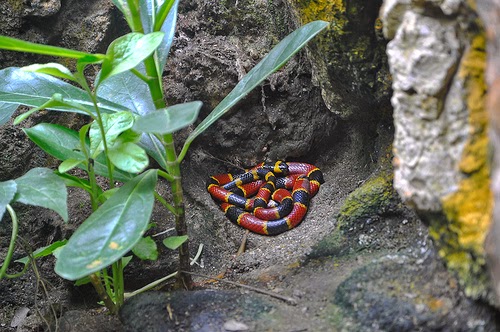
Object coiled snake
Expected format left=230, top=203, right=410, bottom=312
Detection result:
left=207, top=161, right=324, bottom=235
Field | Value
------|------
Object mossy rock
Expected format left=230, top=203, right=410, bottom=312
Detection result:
left=337, top=171, right=396, bottom=230
left=310, top=168, right=415, bottom=259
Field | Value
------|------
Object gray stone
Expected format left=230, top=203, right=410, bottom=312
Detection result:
left=386, top=9, right=468, bottom=212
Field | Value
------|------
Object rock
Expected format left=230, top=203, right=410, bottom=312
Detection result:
left=380, top=0, right=411, bottom=40
left=286, top=0, right=391, bottom=120
left=119, top=290, right=272, bottom=332
left=476, top=0, right=500, bottom=304
left=10, top=307, right=29, bottom=328
left=23, top=0, right=61, bottom=17
left=382, top=0, right=494, bottom=303
left=223, top=319, right=249, bottom=331
left=333, top=251, right=500, bottom=331
left=336, top=169, right=397, bottom=228
left=57, top=310, right=122, bottom=332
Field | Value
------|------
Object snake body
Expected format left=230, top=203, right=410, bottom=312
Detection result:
left=207, top=161, right=324, bottom=235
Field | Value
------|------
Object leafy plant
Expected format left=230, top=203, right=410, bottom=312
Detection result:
left=0, top=0, right=328, bottom=314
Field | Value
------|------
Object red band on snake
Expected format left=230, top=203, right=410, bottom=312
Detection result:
left=207, top=161, right=324, bottom=235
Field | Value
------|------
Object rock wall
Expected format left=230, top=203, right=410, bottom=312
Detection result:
left=477, top=0, right=500, bottom=305
left=381, top=0, right=494, bottom=302
left=286, top=0, right=391, bottom=122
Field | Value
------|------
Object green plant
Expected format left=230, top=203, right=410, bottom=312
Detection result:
left=0, top=0, right=328, bottom=314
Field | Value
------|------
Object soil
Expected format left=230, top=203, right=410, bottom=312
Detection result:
left=1, top=0, right=499, bottom=331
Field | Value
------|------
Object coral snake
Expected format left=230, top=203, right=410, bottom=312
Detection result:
left=207, top=161, right=324, bottom=235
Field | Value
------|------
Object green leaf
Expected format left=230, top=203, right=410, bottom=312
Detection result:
left=95, top=65, right=167, bottom=170
left=133, top=101, right=202, bottom=134
left=56, top=172, right=93, bottom=193
left=98, top=188, right=119, bottom=203
left=182, top=21, right=329, bottom=151
left=54, top=169, right=158, bottom=280
left=24, top=123, right=85, bottom=160
left=122, top=255, right=133, bottom=268
left=74, top=255, right=131, bottom=286
left=74, top=276, right=91, bottom=287
left=0, top=35, right=105, bottom=61
left=24, top=123, right=134, bottom=182
left=139, top=134, right=168, bottom=170
left=98, top=32, right=165, bottom=85
left=154, top=0, right=175, bottom=32
left=14, top=93, right=93, bottom=125
left=117, top=128, right=141, bottom=144
left=156, top=0, right=179, bottom=72
left=96, top=154, right=136, bottom=182
left=58, top=158, right=85, bottom=174
left=0, top=68, right=127, bottom=116
left=132, top=236, right=158, bottom=260
left=162, top=235, right=188, bottom=250
left=13, top=168, right=68, bottom=222
left=0, top=180, right=17, bottom=221
left=89, top=111, right=134, bottom=158
left=139, top=0, right=154, bottom=34
left=108, top=142, right=149, bottom=174
left=14, top=240, right=68, bottom=265
left=0, top=101, right=19, bottom=125
left=22, top=63, right=76, bottom=82
left=97, top=64, right=155, bottom=116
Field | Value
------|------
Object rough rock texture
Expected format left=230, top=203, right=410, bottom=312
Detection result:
left=120, top=290, right=273, bottom=331
left=286, top=0, right=392, bottom=121
left=477, top=0, right=500, bottom=305
left=2, top=0, right=499, bottom=331
left=164, top=0, right=337, bottom=165
left=381, top=0, right=494, bottom=302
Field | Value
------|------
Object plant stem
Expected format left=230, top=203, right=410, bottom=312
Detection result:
left=87, top=161, right=100, bottom=211
left=154, top=0, right=176, bottom=32
left=89, top=273, right=117, bottom=314
left=112, top=260, right=125, bottom=308
left=90, top=94, right=115, bottom=189
left=158, top=169, right=175, bottom=182
left=126, top=0, right=144, bottom=33
left=0, top=205, right=18, bottom=280
left=154, top=191, right=176, bottom=214
left=77, top=71, right=115, bottom=189
left=143, top=52, right=192, bottom=289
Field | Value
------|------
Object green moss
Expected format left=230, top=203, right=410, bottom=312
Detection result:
left=310, top=162, right=397, bottom=259
left=6, top=0, right=24, bottom=13
left=310, top=225, right=348, bottom=258
left=337, top=171, right=395, bottom=229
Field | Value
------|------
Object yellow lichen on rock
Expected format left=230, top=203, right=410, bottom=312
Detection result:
left=438, top=32, right=493, bottom=298
left=290, top=0, right=347, bottom=32
left=292, top=0, right=345, bottom=21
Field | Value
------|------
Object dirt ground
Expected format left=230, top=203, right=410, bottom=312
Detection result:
left=1, top=0, right=499, bottom=330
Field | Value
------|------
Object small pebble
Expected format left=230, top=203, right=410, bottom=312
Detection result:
left=224, top=319, right=249, bottom=331
left=293, top=289, right=305, bottom=298
left=10, top=307, right=30, bottom=328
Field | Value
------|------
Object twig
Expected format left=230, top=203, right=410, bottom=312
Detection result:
left=18, top=236, right=59, bottom=332
left=124, top=271, right=178, bottom=299
left=236, top=230, right=249, bottom=257
left=181, top=270, right=298, bottom=306
left=190, top=243, right=204, bottom=266
left=151, top=227, right=176, bottom=238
